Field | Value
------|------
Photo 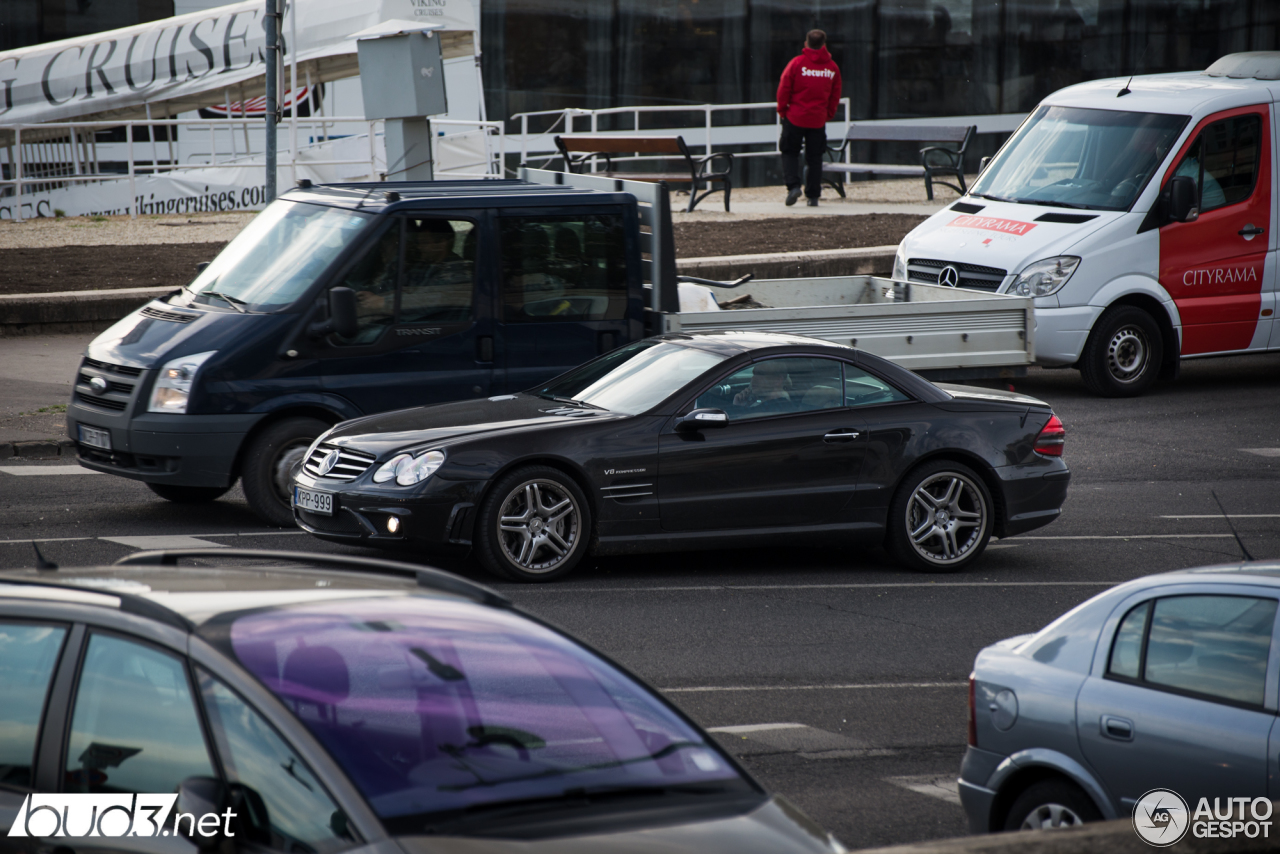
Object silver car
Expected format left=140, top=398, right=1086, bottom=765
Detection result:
left=960, top=561, right=1280, bottom=832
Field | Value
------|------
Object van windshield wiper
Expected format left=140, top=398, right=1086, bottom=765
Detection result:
left=201, top=290, right=247, bottom=313
left=1014, top=198, right=1090, bottom=210
left=972, top=193, right=1016, bottom=204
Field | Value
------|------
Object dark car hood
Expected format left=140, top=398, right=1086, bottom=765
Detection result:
left=87, top=299, right=285, bottom=370
left=394, top=796, right=839, bottom=854
left=325, top=393, right=628, bottom=456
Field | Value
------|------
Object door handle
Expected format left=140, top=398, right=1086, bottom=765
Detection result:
left=823, top=430, right=860, bottom=442
left=476, top=336, right=494, bottom=362
left=1238, top=225, right=1265, bottom=238
left=1101, top=714, right=1134, bottom=741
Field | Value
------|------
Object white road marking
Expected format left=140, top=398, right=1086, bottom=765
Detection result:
left=1159, top=515, right=1280, bottom=519
left=516, top=581, right=1120, bottom=594
left=665, top=681, right=963, bottom=694
left=0, top=531, right=310, bottom=545
left=887, top=775, right=962, bottom=806
left=1241, top=448, right=1280, bottom=457
left=1018, top=534, right=1234, bottom=540
left=102, top=535, right=229, bottom=550
left=708, top=723, right=807, bottom=734
left=0, top=466, right=101, bottom=476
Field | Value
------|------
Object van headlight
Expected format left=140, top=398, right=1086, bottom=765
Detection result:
left=892, top=245, right=908, bottom=282
left=373, top=450, right=446, bottom=486
left=1009, top=256, right=1080, bottom=297
left=148, top=351, right=216, bottom=414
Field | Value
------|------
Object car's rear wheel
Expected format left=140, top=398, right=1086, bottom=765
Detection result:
left=476, top=466, right=591, bottom=582
left=1003, top=779, right=1102, bottom=831
left=1079, top=305, right=1163, bottom=397
left=147, top=483, right=231, bottom=503
left=887, top=460, right=992, bottom=573
left=241, top=416, right=328, bottom=528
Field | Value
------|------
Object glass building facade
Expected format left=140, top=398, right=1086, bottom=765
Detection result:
left=481, top=0, right=1280, bottom=177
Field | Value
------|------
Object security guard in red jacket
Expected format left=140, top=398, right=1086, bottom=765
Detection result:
left=777, top=30, right=843, bottom=207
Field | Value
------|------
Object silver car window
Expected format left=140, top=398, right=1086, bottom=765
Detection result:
left=0, top=622, right=67, bottom=789
left=1107, top=602, right=1148, bottom=680
left=1144, top=596, right=1276, bottom=707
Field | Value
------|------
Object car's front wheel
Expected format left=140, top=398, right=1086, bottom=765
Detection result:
left=886, top=460, right=993, bottom=573
left=1003, top=779, right=1102, bottom=831
left=476, top=466, right=591, bottom=582
left=241, top=417, right=328, bottom=528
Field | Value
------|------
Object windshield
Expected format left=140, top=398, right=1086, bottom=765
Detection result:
left=229, top=596, right=747, bottom=831
left=536, top=340, right=728, bottom=414
left=184, top=200, right=372, bottom=310
left=970, top=106, right=1188, bottom=211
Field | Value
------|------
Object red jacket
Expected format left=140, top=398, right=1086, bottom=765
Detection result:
left=777, top=46, right=842, bottom=129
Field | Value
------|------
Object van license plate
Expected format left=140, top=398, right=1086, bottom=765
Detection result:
left=78, top=424, right=112, bottom=451
left=294, top=487, right=333, bottom=516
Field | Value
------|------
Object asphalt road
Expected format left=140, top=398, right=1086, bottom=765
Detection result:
left=2, top=334, right=1279, bottom=850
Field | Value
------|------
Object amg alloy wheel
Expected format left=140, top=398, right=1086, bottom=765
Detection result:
left=477, top=466, right=590, bottom=582
left=888, top=460, right=992, bottom=573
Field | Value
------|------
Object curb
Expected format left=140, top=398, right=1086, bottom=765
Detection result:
left=0, top=246, right=897, bottom=336
left=0, top=439, right=77, bottom=460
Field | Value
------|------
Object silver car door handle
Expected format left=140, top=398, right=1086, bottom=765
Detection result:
left=823, top=430, right=860, bottom=442
left=1101, top=715, right=1134, bottom=741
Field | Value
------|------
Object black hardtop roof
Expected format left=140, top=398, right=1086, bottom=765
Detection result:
left=282, top=179, right=635, bottom=213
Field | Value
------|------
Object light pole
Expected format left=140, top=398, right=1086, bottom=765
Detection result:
left=264, top=0, right=280, bottom=200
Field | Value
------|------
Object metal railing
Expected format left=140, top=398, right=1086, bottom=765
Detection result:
left=0, top=116, right=505, bottom=222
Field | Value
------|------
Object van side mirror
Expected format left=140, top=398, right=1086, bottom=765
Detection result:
left=978, top=156, right=991, bottom=174
left=309, top=287, right=359, bottom=339
left=1165, top=175, right=1199, bottom=223
left=676, top=409, right=728, bottom=433
left=194, top=261, right=211, bottom=275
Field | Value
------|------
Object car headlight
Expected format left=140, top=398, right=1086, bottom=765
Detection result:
left=148, top=350, right=216, bottom=414
left=892, top=244, right=907, bottom=282
left=1009, top=256, right=1080, bottom=297
left=373, top=450, right=446, bottom=486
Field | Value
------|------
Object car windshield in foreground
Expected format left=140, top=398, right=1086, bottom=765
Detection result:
left=535, top=340, right=728, bottom=414
left=183, top=200, right=372, bottom=310
left=969, top=105, right=1188, bottom=211
left=226, top=596, right=747, bottom=831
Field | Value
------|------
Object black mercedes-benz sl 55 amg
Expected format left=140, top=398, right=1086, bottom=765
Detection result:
left=293, top=332, right=1069, bottom=582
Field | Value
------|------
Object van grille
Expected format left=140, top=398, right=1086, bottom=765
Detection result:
left=907, top=258, right=1007, bottom=292
left=75, top=358, right=143, bottom=415
left=83, top=357, right=142, bottom=378
left=303, top=445, right=377, bottom=481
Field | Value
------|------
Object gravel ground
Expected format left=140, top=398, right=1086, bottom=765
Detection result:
left=0, top=212, right=254, bottom=249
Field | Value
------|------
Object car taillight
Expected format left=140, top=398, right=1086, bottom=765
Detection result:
left=967, top=672, right=977, bottom=746
left=1034, top=414, right=1065, bottom=457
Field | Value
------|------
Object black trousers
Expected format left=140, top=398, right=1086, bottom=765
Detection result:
left=780, top=118, right=827, bottom=199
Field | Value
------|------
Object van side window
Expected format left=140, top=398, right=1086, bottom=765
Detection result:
left=337, top=225, right=400, bottom=345
left=400, top=218, right=476, bottom=325
left=1173, top=115, right=1261, bottom=213
left=1106, top=595, right=1277, bottom=707
left=500, top=215, right=627, bottom=323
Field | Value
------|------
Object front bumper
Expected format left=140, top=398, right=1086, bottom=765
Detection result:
left=68, top=400, right=260, bottom=488
left=1032, top=305, right=1103, bottom=367
left=994, top=462, right=1070, bottom=538
left=293, top=470, right=472, bottom=550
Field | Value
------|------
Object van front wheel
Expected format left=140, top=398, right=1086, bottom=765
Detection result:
left=1079, top=306, right=1163, bottom=397
left=241, top=417, right=329, bottom=527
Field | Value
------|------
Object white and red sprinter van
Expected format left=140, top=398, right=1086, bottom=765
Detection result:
left=893, top=51, right=1280, bottom=396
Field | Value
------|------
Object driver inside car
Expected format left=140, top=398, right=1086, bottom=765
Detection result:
left=732, top=361, right=794, bottom=415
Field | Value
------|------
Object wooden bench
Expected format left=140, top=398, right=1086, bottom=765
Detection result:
left=822, top=124, right=976, bottom=201
left=555, top=135, right=733, bottom=212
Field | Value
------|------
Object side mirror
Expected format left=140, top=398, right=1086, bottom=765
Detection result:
left=309, top=287, right=359, bottom=339
left=676, top=409, right=728, bottom=433
left=978, top=156, right=991, bottom=174
left=195, top=261, right=211, bottom=275
left=1165, top=175, right=1199, bottom=223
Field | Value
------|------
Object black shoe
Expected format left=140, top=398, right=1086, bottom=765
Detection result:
left=785, top=187, right=802, bottom=206
left=806, top=197, right=819, bottom=207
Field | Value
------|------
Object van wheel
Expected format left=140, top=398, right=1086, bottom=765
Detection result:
left=147, top=483, right=230, bottom=503
left=886, top=460, right=993, bottom=573
left=475, top=466, right=591, bottom=582
left=1003, top=779, right=1102, bottom=831
left=1079, top=306, right=1163, bottom=397
left=241, top=417, right=328, bottom=528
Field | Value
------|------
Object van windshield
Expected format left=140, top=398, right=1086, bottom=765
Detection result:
left=185, top=201, right=372, bottom=310
left=970, top=106, right=1188, bottom=212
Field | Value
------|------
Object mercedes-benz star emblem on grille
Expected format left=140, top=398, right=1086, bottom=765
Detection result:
left=88, top=376, right=108, bottom=395
left=939, top=265, right=961, bottom=287
left=318, top=449, right=341, bottom=476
